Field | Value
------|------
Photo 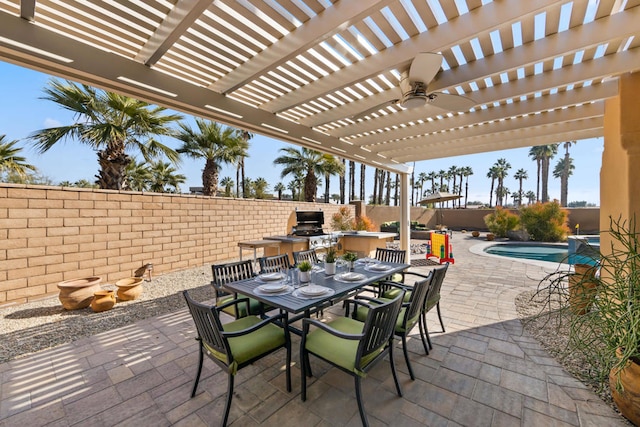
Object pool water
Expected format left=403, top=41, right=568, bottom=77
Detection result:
left=484, top=243, right=599, bottom=265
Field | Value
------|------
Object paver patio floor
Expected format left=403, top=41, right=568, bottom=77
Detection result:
left=0, top=234, right=628, bottom=426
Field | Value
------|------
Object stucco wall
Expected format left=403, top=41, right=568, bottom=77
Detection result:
left=0, top=184, right=347, bottom=306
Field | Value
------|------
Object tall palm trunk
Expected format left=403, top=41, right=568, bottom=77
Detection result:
left=384, top=171, right=391, bottom=205
left=489, top=178, right=495, bottom=208
left=394, top=174, right=399, bottom=206
left=348, top=161, right=355, bottom=201
left=360, top=164, right=366, bottom=201
left=236, top=164, right=241, bottom=197
left=378, top=169, right=385, bottom=204
left=372, top=168, right=378, bottom=204
left=324, top=172, right=330, bottom=203
left=536, top=159, right=541, bottom=202
left=339, top=158, right=345, bottom=204
left=541, top=157, right=550, bottom=202
left=202, top=158, right=218, bottom=196
left=241, top=157, right=247, bottom=198
left=304, top=169, right=317, bottom=202
left=97, top=142, right=130, bottom=190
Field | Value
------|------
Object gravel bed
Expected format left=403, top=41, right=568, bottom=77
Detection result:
left=0, top=266, right=216, bottom=364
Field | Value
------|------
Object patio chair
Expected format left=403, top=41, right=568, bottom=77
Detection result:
left=380, top=269, right=445, bottom=355
left=420, top=263, right=449, bottom=354
left=211, top=260, right=265, bottom=318
left=362, top=247, right=407, bottom=296
left=351, top=272, right=432, bottom=380
left=292, top=249, right=318, bottom=267
left=183, top=290, right=291, bottom=427
left=300, top=292, right=405, bottom=427
left=258, top=254, right=291, bottom=274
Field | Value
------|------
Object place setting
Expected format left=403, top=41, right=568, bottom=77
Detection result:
left=253, top=271, right=294, bottom=296
left=333, top=271, right=367, bottom=283
left=364, top=263, right=393, bottom=273
left=292, top=284, right=335, bottom=300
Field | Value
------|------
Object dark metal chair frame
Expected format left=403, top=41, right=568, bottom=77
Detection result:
left=211, top=260, right=264, bottom=318
left=420, top=263, right=449, bottom=353
left=257, top=253, right=292, bottom=274
left=183, top=290, right=291, bottom=426
left=292, top=249, right=319, bottom=267
left=300, top=292, right=405, bottom=427
left=354, top=272, right=433, bottom=380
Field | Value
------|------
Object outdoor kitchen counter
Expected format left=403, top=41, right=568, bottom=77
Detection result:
left=263, top=235, right=309, bottom=264
left=339, top=231, right=397, bottom=258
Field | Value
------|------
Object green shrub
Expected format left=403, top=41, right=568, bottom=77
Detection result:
left=519, top=200, right=569, bottom=242
left=483, top=207, right=520, bottom=237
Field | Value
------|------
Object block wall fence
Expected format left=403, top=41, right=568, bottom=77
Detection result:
left=0, top=184, right=347, bottom=306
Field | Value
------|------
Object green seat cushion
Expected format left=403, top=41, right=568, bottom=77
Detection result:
left=305, top=317, right=382, bottom=375
left=205, top=316, right=285, bottom=374
left=217, top=294, right=265, bottom=317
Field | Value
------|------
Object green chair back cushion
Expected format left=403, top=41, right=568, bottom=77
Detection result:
left=217, top=294, right=263, bottom=317
left=305, top=317, right=382, bottom=376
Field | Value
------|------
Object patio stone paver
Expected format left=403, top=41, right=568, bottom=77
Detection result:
left=0, top=233, right=631, bottom=426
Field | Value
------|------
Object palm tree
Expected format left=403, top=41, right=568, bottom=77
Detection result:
left=125, top=160, right=151, bottom=191
left=273, top=182, right=285, bottom=200
left=287, top=180, right=298, bottom=200
left=427, top=171, right=437, bottom=194
left=417, top=172, right=428, bottom=200
left=525, top=190, right=536, bottom=204
left=461, top=166, right=473, bottom=208
left=487, top=166, right=499, bottom=208
left=29, top=79, right=181, bottom=190
left=148, top=161, right=185, bottom=193
left=321, top=154, right=345, bottom=203
left=553, top=157, right=575, bottom=206
left=513, top=168, right=528, bottom=207
left=252, top=177, right=269, bottom=199
left=529, top=144, right=558, bottom=202
left=448, top=165, right=458, bottom=198
left=0, top=135, right=37, bottom=180
left=274, top=147, right=327, bottom=202
left=220, top=176, right=235, bottom=197
left=528, top=146, right=544, bottom=202
left=176, top=119, right=246, bottom=197
left=495, top=158, right=511, bottom=206
left=555, top=141, right=575, bottom=207
left=349, top=161, right=356, bottom=201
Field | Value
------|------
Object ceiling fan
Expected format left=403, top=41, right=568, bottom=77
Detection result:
left=351, top=52, right=476, bottom=120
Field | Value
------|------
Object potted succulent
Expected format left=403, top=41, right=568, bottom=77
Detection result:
left=324, top=247, right=337, bottom=275
left=342, top=252, right=358, bottom=272
left=297, top=260, right=312, bottom=283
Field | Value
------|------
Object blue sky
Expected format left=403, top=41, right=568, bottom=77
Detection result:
left=0, top=61, right=602, bottom=205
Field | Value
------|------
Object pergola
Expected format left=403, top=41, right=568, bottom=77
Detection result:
left=1, top=0, right=639, bottom=252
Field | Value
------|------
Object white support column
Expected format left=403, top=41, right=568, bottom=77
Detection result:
left=399, top=171, right=411, bottom=263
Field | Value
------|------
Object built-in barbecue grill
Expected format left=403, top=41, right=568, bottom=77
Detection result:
left=289, top=210, right=338, bottom=251
left=291, top=210, right=325, bottom=236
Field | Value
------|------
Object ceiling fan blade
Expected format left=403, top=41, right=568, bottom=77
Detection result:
left=429, top=93, right=476, bottom=112
left=409, top=52, right=443, bottom=85
left=351, top=99, right=400, bottom=120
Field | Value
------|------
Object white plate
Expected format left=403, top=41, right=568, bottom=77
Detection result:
left=299, top=285, right=328, bottom=296
left=258, top=283, right=287, bottom=293
left=337, top=272, right=366, bottom=282
left=259, top=273, right=283, bottom=281
left=369, top=264, right=391, bottom=271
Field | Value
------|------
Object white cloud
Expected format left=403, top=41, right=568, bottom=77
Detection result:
left=43, top=118, right=62, bottom=127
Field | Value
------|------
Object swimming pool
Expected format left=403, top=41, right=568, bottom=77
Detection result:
left=484, top=240, right=600, bottom=265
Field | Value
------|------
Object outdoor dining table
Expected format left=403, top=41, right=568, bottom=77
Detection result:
left=221, top=261, right=410, bottom=335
